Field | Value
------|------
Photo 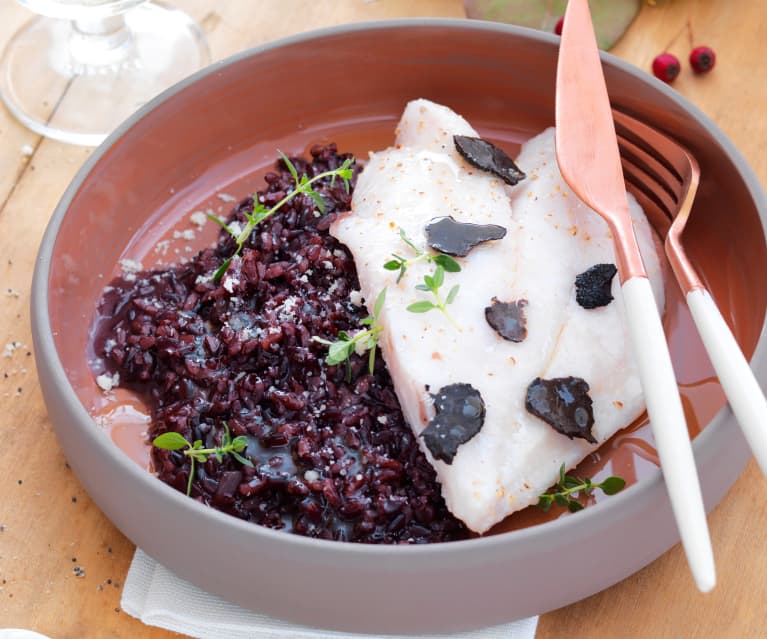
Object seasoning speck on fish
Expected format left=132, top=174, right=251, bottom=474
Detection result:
left=453, top=135, right=526, bottom=186
left=575, top=263, right=618, bottom=309
left=525, top=377, right=596, bottom=444
left=421, top=383, right=486, bottom=464
left=425, top=215, right=507, bottom=257
left=485, top=298, right=528, bottom=342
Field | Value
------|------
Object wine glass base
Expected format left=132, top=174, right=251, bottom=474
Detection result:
left=0, top=2, right=211, bottom=146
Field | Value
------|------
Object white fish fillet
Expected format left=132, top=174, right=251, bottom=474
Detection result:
left=330, top=99, right=664, bottom=533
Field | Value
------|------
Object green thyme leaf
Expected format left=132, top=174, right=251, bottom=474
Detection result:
left=567, top=500, right=585, bottom=513
left=231, top=451, right=255, bottom=468
left=206, top=213, right=238, bottom=238
left=313, top=287, right=386, bottom=378
left=599, top=476, right=626, bottom=495
left=373, top=287, right=387, bottom=317
left=537, top=466, right=627, bottom=514
left=152, top=432, right=190, bottom=451
left=213, top=258, right=232, bottom=282
left=327, top=340, right=355, bottom=365
left=279, top=150, right=299, bottom=183
left=306, top=188, right=326, bottom=214
left=433, top=254, right=461, bottom=272
left=445, top=284, right=460, bottom=305
left=213, top=153, right=355, bottom=281
left=407, top=301, right=436, bottom=313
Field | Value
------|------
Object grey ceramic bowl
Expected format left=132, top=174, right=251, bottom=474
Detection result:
left=31, top=19, right=767, bottom=634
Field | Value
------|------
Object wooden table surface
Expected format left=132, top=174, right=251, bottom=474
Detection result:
left=1, top=1, right=765, bottom=637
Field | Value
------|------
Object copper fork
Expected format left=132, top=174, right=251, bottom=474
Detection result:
left=614, top=110, right=767, bottom=480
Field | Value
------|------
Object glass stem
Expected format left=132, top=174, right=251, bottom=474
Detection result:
left=69, top=15, right=133, bottom=68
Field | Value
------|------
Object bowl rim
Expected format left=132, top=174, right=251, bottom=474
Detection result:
left=31, top=17, right=767, bottom=560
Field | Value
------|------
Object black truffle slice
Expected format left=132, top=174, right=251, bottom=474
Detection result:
left=453, top=135, right=526, bottom=186
left=425, top=216, right=507, bottom=257
left=421, top=383, right=486, bottom=464
left=485, top=297, right=528, bottom=342
left=575, top=263, right=618, bottom=309
left=525, top=376, right=596, bottom=444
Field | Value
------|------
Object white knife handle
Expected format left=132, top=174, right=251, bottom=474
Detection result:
left=686, top=288, right=767, bottom=477
left=622, top=276, right=715, bottom=592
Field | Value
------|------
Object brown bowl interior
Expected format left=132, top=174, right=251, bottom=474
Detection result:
left=39, top=21, right=767, bottom=632
left=54, top=25, right=764, bottom=466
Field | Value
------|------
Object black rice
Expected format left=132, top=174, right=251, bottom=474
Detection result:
left=92, top=144, right=468, bottom=543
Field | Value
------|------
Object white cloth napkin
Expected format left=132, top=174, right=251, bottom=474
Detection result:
left=122, top=549, right=539, bottom=639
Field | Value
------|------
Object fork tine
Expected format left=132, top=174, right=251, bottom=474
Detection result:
left=619, top=151, right=673, bottom=236
left=617, top=134, right=680, bottom=211
left=613, top=111, right=690, bottom=182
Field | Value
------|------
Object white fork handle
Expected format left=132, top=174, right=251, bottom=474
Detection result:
left=622, top=277, right=715, bottom=592
left=686, top=288, right=767, bottom=476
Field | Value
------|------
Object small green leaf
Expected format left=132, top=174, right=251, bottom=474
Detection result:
left=213, top=257, right=232, bottom=282
left=311, top=336, right=333, bottom=346
left=446, top=284, right=460, bottom=305
left=231, top=451, right=255, bottom=468
left=554, top=493, right=569, bottom=508
left=383, top=260, right=401, bottom=271
left=415, top=284, right=431, bottom=292
left=537, top=495, right=553, bottom=512
left=432, top=264, right=445, bottom=289
left=231, top=436, right=248, bottom=453
left=423, top=275, right=435, bottom=290
left=152, top=432, right=190, bottom=451
left=278, top=150, right=299, bottom=183
left=600, top=476, right=627, bottom=495
left=306, top=188, right=326, bottom=214
left=327, top=340, right=355, bottom=364
left=399, top=228, right=419, bottom=252
left=368, top=344, right=377, bottom=375
left=190, top=451, right=208, bottom=463
left=562, top=475, right=582, bottom=489
left=559, top=463, right=567, bottom=485
left=206, top=213, right=237, bottom=238
left=567, top=500, right=585, bottom=513
left=360, top=317, right=373, bottom=326
left=433, top=254, right=461, bottom=272
left=373, top=287, right=387, bottom=317
left=407, top=301, right=436, bottom=313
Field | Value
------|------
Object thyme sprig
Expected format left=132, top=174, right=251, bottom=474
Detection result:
left=537, top=463, right=626, bottom=513
left=313, top=288, right=387, bottom=380
left=383, top=229, right=460, bottom=283
left=152, top=423, right=254, bottom=496
left=406, top=263, right=461, bottom=331
left=210, top=152, right=354, bottom=281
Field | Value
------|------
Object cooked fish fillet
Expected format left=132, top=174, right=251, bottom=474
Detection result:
left=330, top=99, right=664, bottom=533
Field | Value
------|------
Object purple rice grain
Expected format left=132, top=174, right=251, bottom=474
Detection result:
left=92, top=144, right=468, bottom=544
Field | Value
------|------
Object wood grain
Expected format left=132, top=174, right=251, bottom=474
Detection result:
left=0, top=1, right=765, bottom=638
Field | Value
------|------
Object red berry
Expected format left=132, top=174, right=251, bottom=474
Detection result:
left=554, top=17, right=564, bottom=36
left=690, top=46, right=716, bottom=73
left=652, top=52, right=681, bottom=83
